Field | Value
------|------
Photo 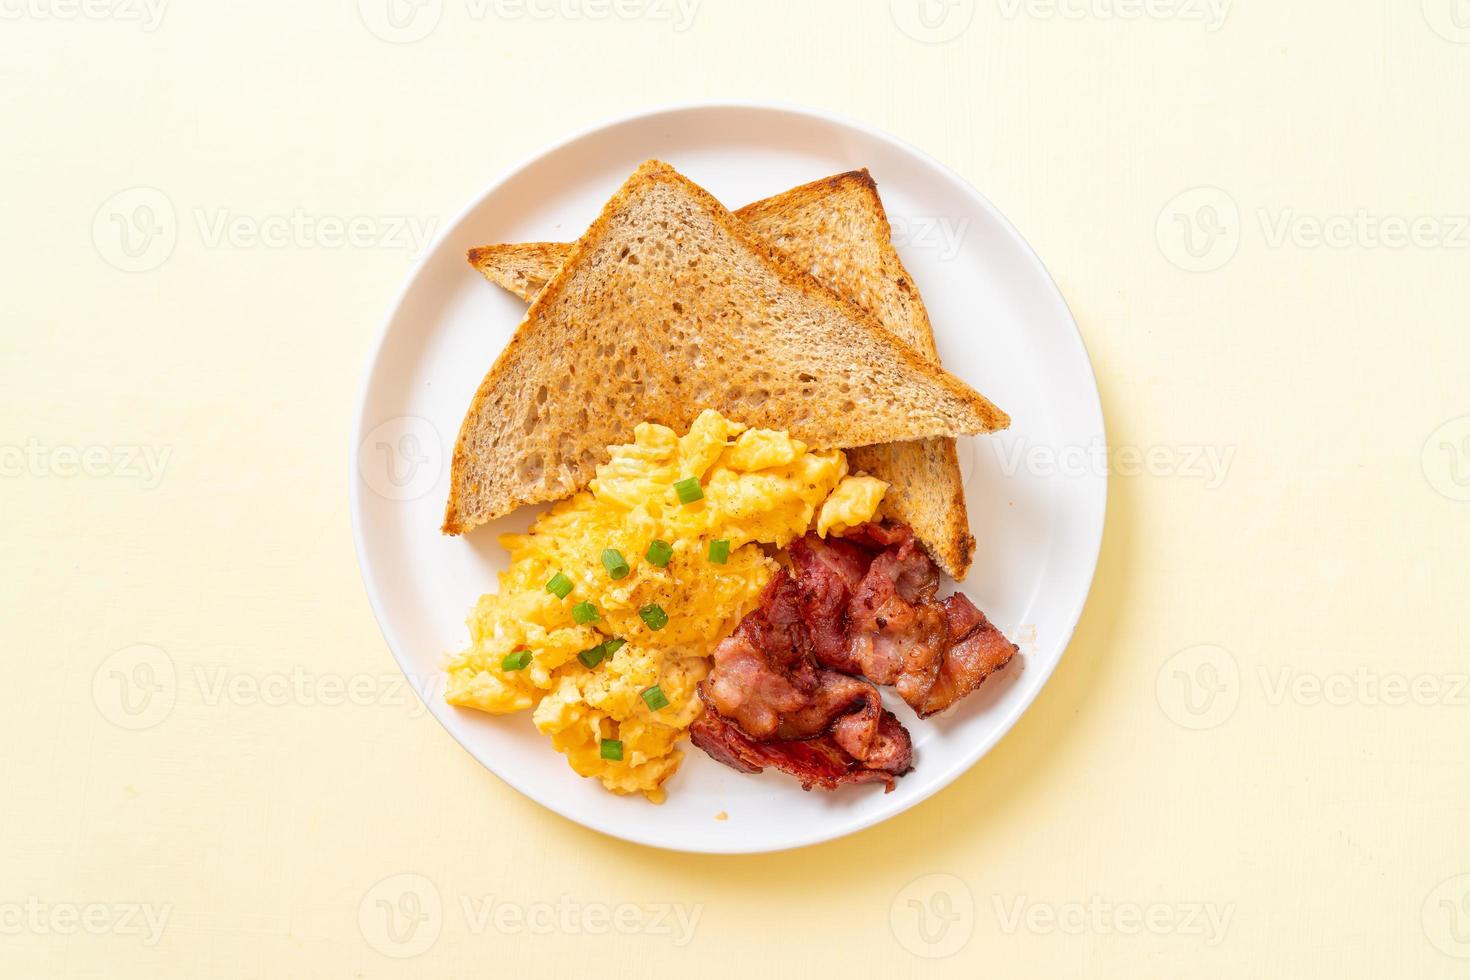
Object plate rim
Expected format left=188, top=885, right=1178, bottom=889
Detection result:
left=348, top=100, right=1108, bottom=854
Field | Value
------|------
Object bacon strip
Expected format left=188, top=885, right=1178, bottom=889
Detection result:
left=791, top=522, right=1018, bottom=717
left=703, top=571, right=888, bottom=762
left=921, top=594, right=1018, bottom=716
left=691, top=522, right=1016, bottom=791
left=689, top=701, right=913, bottom=792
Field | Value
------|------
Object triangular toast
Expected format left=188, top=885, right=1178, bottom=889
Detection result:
left=444, top=161, right=1008, bottom=540
left=466, top=170, right=981, bottom=577
left=466, top=241, right=568, bottom=303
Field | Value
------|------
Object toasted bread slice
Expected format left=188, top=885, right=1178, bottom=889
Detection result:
left=467, top=171, right=979, bottom=577
left=465, top=242, right=563, bottom=303
left=444, top=161, right=1008, bottom=538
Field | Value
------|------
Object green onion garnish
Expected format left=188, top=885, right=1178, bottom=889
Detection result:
left=641, top=685, right=670, bottom=711
left=545, top=572, right=573, bottom=599
left=708, top=539, right=730, bottom=564
left=601, top=548, right=630, bottom=580
left=577, top=645, right=605, bottom=669
left=639, top=603, right=669, bottom=631
left=600, top=739, right=623, bottom=761
left=645, top=539, right=673, bottom=567
left=501, top=649, right=531, bottom=671
left=602, top=637, right=627, bottom=657
left=673, top=477, right=703, bottom=504
left=571, top=600, right=599, bottom=624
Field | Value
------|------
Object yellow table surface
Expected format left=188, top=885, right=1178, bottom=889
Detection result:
left=4, top=2, right=1468, bottom=976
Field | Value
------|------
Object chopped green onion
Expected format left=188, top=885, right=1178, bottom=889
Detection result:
left=640, top=685, right=670, bottom=711
left=545, top=572, right=573, bottom=599
left=501, top=649, right=532, bottom=671
left=602, top=637, right=627, bottom=657
left=600, top=738, right=624, bottom=761
left=601, top=548, right=630, bottom=580
left=673, top=477, right=704, bottom=504
left=577, top=645, right=605, bottom=669
left=645, top=539, right=674, bottom=567
left=571, top=600, right=599, bottom=624
left=708, top=539, right=730, bottom=564
left=639, top=603, right=669, bottom=631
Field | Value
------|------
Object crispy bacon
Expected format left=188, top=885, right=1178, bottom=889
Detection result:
left=845, top=539, right=948, bottom=707
left=703, top=571, right=888, bottom=761
left=921, top=594, right=1018, bottom=716
left=689, top=701, right=913, bottom=792
left=795, top=522, right=1017, bottom=716
left=786, top=535, right=868, bottom=672
left=785, top=523, right=1016, bottom=717
left=692, top=521, right=1017, bottom=790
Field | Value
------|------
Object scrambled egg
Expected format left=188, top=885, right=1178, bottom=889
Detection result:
left=445, top=409, right=886, bottom=801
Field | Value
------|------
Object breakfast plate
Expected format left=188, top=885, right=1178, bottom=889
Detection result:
left=350, top=102, right=1105, bottom=853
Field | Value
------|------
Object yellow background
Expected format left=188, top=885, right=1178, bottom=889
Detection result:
left=4, top=1, right=1468, bottom=976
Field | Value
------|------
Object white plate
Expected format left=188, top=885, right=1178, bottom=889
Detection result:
left=350, top=103, right=1105, bottom=854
